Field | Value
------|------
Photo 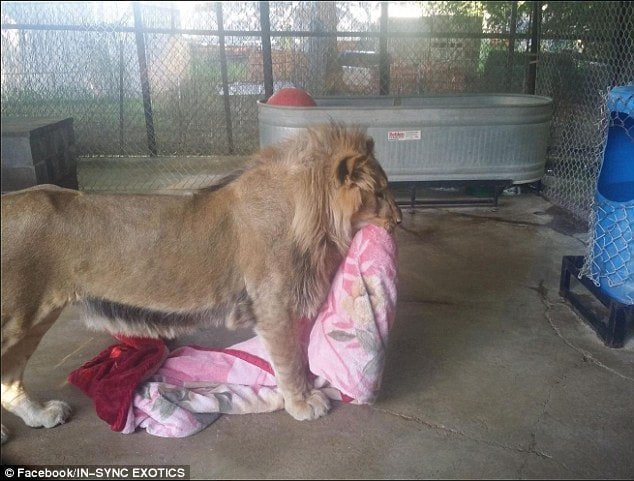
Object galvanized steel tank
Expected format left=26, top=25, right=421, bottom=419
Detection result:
left=258, top=94, right=553, bottom=184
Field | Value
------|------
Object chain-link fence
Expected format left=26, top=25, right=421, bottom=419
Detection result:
left=1, top=1, right=632, bottom=209
left=537, top=1, right=633, bottom=223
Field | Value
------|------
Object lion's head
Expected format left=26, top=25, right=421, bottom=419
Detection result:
left=252, top=122, right=401, bottom=318
left=296, top=122, right=402, bottom=252
left=331, top=133, right=402, bottom=236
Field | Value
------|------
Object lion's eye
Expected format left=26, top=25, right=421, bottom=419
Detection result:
left=376, top=192, right=384, bottom=199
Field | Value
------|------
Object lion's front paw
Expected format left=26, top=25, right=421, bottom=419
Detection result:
left=39, top=400, right=72, bottom=428
left=284, top=389, right=331, bottom=421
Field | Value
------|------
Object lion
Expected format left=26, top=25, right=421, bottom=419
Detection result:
left=0, top=122, right=402, bottom=442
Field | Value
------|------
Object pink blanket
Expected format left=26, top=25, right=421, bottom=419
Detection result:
left=72, top=224, right=398, bottom=437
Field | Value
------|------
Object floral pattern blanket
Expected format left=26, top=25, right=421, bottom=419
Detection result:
left=71, top=224, right=398, bottom=438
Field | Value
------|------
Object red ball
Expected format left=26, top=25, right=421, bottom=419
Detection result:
left=267, top=88, right=317, bottom=107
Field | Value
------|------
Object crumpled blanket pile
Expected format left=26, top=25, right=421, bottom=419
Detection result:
left=68, top=224, right=398, bottom=437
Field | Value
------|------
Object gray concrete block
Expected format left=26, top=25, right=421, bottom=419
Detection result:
left=1, top=117, right=77, bottom=192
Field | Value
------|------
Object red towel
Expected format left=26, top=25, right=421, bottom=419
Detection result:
left=67, top=335, right=168, bottom=431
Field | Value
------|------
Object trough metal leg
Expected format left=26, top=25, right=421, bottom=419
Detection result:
left=409, top=183, right=417, bottom=212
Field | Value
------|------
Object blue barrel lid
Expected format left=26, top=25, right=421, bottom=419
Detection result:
left=607, top=85, right=634, bottom=116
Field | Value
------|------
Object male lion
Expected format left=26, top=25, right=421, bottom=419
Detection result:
left=0, top=122, right=402, bottom=442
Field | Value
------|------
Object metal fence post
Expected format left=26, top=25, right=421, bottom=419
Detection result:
left=132, top=1, right=157, bottom=156
left=526, top=0, right=542, bottom=95
left=505, top=1, right=518, bottom=92
left=215, top=2, right=234, bottom=155
left=118, top=38, right=125, bottom=156
left=379, top=1, right=390, bottom=95
left=611, top=0, right=630, bottom=87
left=260, top=1, right=274, bottom=100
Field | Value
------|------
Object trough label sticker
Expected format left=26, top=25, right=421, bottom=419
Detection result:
left=387, top=130, right=421, bottom=141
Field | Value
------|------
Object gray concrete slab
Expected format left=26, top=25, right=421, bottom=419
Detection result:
left=2, top=193, right=633, bottom=479
left=77, top=156, right=248, bottom=193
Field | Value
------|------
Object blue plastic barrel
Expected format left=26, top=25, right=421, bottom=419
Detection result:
left=591, top=85, right=634, bottom=304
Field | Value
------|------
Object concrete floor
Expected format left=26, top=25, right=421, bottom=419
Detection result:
left=1, top=193, right=633, bottom=479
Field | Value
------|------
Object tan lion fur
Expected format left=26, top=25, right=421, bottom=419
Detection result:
left=0, top=122, right=402, bottom=441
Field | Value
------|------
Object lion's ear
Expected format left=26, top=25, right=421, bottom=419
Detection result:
left=366, top=137, right=375, bottom=153
left=336, top=155, right=364, bottom=186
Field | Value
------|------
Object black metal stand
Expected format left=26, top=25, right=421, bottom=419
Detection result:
left=559, top=256, right=633, bottom=348
left=391, top=180, right=512, bottom=209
